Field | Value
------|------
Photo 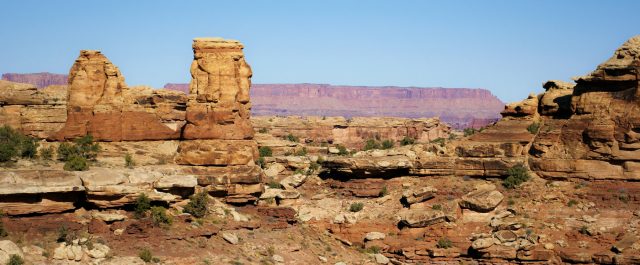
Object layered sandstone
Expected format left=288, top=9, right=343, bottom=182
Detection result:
left=252, top=116, right=450, bottom=150
left=53, top=50, right=186, bottom=141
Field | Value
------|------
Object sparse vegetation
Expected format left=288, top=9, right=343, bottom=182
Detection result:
left=7, top=254, right=24, bottom=265
left=336, top=145, right=348, bottom=156
left=58, top=135, right=100, bottom=171
left=294, top=147, right=308, bottom=156
left=436, top=237, right=453, bottom=249
left=138, top=248, right=159, bottom=263
left=578, top=225, right=589, bottom=235
left=400, top=136, right=415, bottom=146
left=258, top=128, right=268, bottom=133
left=378, top=186, right=388, bottom=197
left=381, top=139, right=394, bottom=149
left=527, top=122, right=541, bottom=134
left=567, top=199, right=578, bottom=207
left=259, top=146, right=272, bottom=157
left=56, top=225, right=74, bottom=244
left=463, top=128, right=477, bottom=137
left=285, top=133, right=299, bottom=142
left=134, top=193, right=152, bottom=218
left=363, top=139, right=381, bottom=151
left=503, top=164, right=530, bottom=189
left=364, top=246, right=381, bottom=254
left=432, top=204, right=443, bottom=211
left=267, top=178, right=283, bottom=189
left=0, top=125, right=39, bottom=162
left=257, top=157, right=266, bottom=169
left=349, top=202, right=364, bottom=212
left=430, top=137, right=446, bottom=147
left=125, top=153, right=135, bottom=168
left=183, top=191, right=209, bottom=218
left=150, top=206, right=172, bottom=227
left=0, top=211, right=7, bottom=238
left=40, top=146, right=54, bottom=160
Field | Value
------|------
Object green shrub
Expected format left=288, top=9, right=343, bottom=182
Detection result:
left=40, top=146, right=54, bottom=160
left=0, top=211, right=7, bottom=238
left=378, top=186, right=388, bottom=197
left=578, top=225, right=589, bottom=235
left=134, top=193, right=152, bottom=218
left=567, top=199, right=578, bottom=207
left=365, top=246, right=381, bottom=254
left=431, top=137, right=446, bottom=146
left=463, top=128, right=477, bottom=137
left=7, top=254, right=24, bottom=265
left=285, top=134, right=299, bottom=142
left=294, top=147, right=308, bottom=156
left=400, top=137, right=415, bottom=146
left=336, top=145, right=348, bottom=156
left=527, top=122, right=540, bottom=134
left=63, top=155, right=88, bottom=171
left=267, top=179, right=283, bottom=189
left=381, top=140, right=394, bottom=149
left=183, top=192, right=209, bottom=218
left=259, top=146, right=272, bottom=157
left=139, top=248, right=159, bottom=263
left=363, top=139, right=381, bottom=151
left=436, top=237, right=453, bottom=249
left=56, top=225, right=70, bottom=243
left=57, top=135, right=100, bottom=161
left=150, top=206, right=172, bottom=226
left=258, top=128, right=268, bottom=133
left=125, top=153, right=135, bottom=168
left=503, top=164, right=530, bottom=189
left=0, top=125, right=39, bottom=162
left=257, top=157, right=266, bottom=169
left=432, top=204, right=443, bottom=211
left=349, top=202, right=364, bottom=212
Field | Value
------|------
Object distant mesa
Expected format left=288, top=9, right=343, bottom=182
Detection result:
left=1, top=73, right=504, bottom=129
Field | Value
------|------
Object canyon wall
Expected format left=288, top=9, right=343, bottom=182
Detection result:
left=1, top=76, right=504, bottom=129
left=1, top=72, right=67, bottom=88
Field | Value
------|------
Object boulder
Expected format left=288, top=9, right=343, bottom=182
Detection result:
left=459, top=184, right=504, bottom=212
left=401, top=186, right=437, bottom=205
left=0, top=240, right=23, bottom=265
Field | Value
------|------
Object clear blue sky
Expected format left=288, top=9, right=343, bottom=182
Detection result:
left=1, top=0, right=638, bottom=102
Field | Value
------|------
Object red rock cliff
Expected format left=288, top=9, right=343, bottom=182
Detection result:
left=1, top=72, right=67, bottom=88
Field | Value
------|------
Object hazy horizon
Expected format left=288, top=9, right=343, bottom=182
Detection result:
left=1, top=0, right=639, bottom=102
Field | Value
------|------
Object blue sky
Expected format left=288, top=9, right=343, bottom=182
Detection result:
left=1, top=0, right=638, bottom=102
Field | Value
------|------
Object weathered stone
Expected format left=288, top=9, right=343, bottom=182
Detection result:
left=401, top=186, right=437, bottom=205
left=459, top=184, right=504, bottom=212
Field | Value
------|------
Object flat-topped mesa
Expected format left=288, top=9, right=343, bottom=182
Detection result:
left=183, top=37, right=253, bottom=140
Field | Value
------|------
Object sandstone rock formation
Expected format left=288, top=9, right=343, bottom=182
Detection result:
left=1, top=72, right=67, bottom=88
left=53, top=50, right=187, bottom=141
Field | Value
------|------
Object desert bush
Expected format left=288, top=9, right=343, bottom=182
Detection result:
left=567, top=199, right=578, bottom=207
left=503, top=164, right=530, bottom=189
left=40, top=146, right=54, bottom=160
left=258, top=128, right=268, bottom=133
left=183, top=191, right=209, bottom=218
left=578, top=225, right=589, bottom=235
left=285, top=133, right=299, bottom=142
left=0, top=125, right=39, bottom=162
left=7, top=254, right=24, bottom=265
left=57, top=135, right=100, bottom=161
left=463, top=128, right=477, bottom=137
left=400, top=136, right=415, bottom=146
left=381, top=139, right=394, bottom=149
left=294, top=147, right=308, bottom=156
left=125, top=153, right=135, bottom=168
left=436, top=237, right=453, bottom=249
left=257, top=157, right=266, bottom=169
left=349, top=202, right=364, bottom=212
left=430, top=137, right=446, bottom=147
left=378, top=186, right=388, bottom=197
left=150, top=206, right=172, bottom=226
left=138, top=248, right=159, bottom=263
left=134, top=193, right=152, bottom=218
left=259, top=146, right=272, bottom=157
left=267, top=178, right=283, bottom=189
left=527, top=122, right=540, bottom=134
left=363, top=139, right=380, bottom=151
left=432, top=204, right=443, bottom=211
left=63, top=155, right=88, bottom=171
left=336, top=145, right=348, bottom=156
left=0, top=211, right=7, bottom=237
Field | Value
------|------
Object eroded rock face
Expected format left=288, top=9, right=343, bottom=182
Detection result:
left=182, top=38, right=253, bottom=140
left=53, top=50, right=186, bottom=141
